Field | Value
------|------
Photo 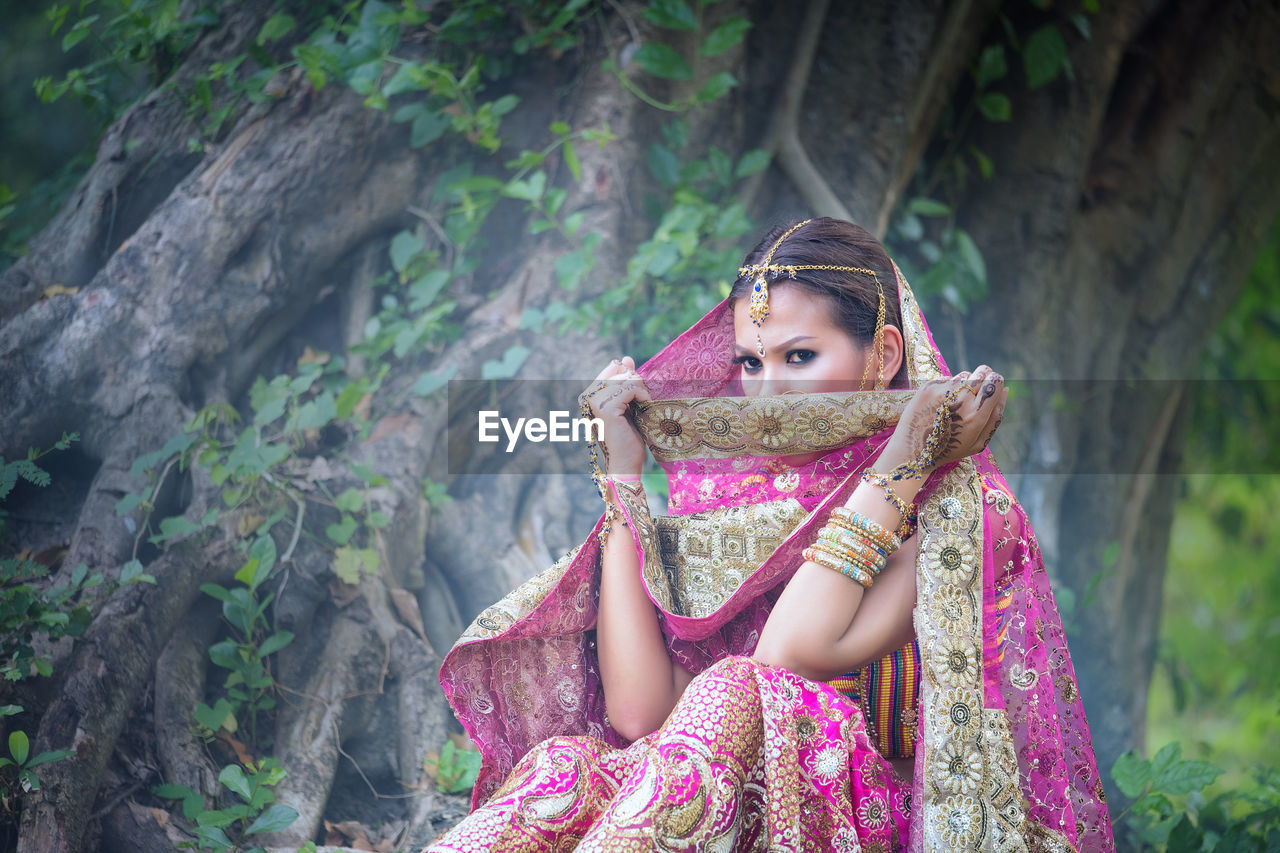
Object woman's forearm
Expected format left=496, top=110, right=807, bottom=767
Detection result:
left=753, top=455, right=926, bottom=681
left=596, top=482, right=692, bottom=741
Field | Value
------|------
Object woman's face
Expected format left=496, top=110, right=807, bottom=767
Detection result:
left=732, top=283, right=873, bottom=397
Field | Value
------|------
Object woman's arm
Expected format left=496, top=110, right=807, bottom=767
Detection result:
left=580, top=356, right=692, bottom=742
left=595, top=479, right=693, bottom=742
left=753, top=367, right=1007, bottom=680
left=751, top=469, right=925, bottom=681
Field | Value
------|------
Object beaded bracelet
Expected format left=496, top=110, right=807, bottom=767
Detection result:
left=808, top=539, right=886, bottom=578
left=803, top=545, right=876, bottom=588
left=828, top=506, right=901, bottom=552
left=859, top=470, right=917, bottom=540
left=814, top=528, right=889, bottom=571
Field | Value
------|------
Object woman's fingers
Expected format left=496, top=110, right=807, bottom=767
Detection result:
left=582, top=360, right=650, bottom=417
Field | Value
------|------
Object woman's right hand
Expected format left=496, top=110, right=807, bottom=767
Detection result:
left=579, top=356, right=652, bottom=479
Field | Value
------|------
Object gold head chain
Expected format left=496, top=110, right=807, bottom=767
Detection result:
left=738, top=219, right=888, bottom=391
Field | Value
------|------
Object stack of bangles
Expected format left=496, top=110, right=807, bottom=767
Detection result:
left=802, top=506, right=903, bottom=589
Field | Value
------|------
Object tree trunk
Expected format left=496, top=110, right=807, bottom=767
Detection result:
left=1, top=0, right=1277, bottom=848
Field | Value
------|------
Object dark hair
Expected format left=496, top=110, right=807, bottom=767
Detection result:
left=728, top=217, right=909, bottom=389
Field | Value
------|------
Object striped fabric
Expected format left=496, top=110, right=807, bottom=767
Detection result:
left=826, top=639, right=921, bottom=759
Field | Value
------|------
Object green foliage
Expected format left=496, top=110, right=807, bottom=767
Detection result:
left=425, top=737, right=481, bottom=795
left=153, top=757, right=298, bottom=851
left=1111, top=742, right=1280, bottom=851
left=604, top=0, right=752, bottom=112
left=0, top=705, right=74, bottom=800
left=0, top=435, right=138, bottom=683
left=197, top=533, right=294, bottom=744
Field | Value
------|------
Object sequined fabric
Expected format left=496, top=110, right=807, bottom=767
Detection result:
left=425, top=656, right=910, bottom=852
left=434, top=260, right=1115, bottom=851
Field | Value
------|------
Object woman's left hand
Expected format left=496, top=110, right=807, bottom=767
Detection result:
left=879, top=364, right=1007, bottom=473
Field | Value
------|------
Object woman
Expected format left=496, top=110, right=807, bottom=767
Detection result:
left=427, top=218, right=1115, bottom=851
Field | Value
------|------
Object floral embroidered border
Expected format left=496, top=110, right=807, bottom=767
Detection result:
left=633, top=391, right=915, bottom=461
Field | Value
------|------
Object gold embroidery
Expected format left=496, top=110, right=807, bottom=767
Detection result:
left=652, top=500, right=809, bottom=618
left=633, top=391, right=914, bottom=461
left=459, top=546, right=582, bottom=643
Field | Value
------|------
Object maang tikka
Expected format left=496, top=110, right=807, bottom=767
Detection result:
left=737, top=219, right=889, bottom=391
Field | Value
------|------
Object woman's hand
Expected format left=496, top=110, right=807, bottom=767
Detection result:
left=879, top=364, right=1008, bottom=474
left=578, top=356, right=653, bottom=479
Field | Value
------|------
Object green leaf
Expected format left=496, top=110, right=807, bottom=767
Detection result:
left=120, top=559, right=156, bottom=585
left=974, top=44, right=1007, bottom=89
left=9, top=730, right=29, bottom=765
left=194, top=824, right=234, bottom=850
left=648, top=144, right=681, bottom=187
left=257, top=13, right=296, bottom=45
left=153, top=782, right=197, bottom=800
left=954, top=230, right=986, bottom=282
left=335, top=488, right=364, bottom=513
left=150, top=514, right=201, bottom=545
left=411, top=110, right=450, bottom=147
left=115, top=492, right=143, bottom=516
left=634, top=43, right=693, bottom=80
left=969, top=145, right=994, bottom=180
left=1101, top=540, right=1121, bottom=568
left=977, top=92, right=1011, bottom=122
left=197, top=808, right=241, bottom=828
left=413, top=366, right=457, bottom=397
left=389, top=230, right=423, bottom=274
left=259, top=631, right=294, bottom=657
left=696, top=72, right=737, bottom=102
left=200, top=583, right=234, bottom=604
left=1111, top=749, right=1152, bottom=798
left=701, top=16, right=751, bottom=57
left=218, top=764, right=251, bottom=801
left=562, top=139, right=582, bottom=182
left=734, top=149, right=770, bottom=178
left=1156, top=759, right=1223, bottom=795
left=480, top=346, right=531, bottom=379
left=908, top=197, right=951, bottom=217
left=25, top=749, right=72, bottom=769
left=326, top=515, right=356, bottom=545
left=643, top=0, right=696, bottom=30
left=334, top=547, right=378, bottom=584
left=502, top=171, right=547, bottom=202
left=246, top=804, right=299, bottom=834
left=1023, top=24, right=1069, bottom=90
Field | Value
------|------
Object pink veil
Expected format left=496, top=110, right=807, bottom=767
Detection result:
left=438, top=260, right=1115, bottom=851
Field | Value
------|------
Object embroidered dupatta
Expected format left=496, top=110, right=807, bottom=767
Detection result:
left=437, top=264, right=1115, bottom=851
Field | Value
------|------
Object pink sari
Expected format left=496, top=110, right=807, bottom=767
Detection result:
left=427, top=264, right=1115, bottom=851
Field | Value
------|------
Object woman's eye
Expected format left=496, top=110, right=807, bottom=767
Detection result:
left=737, top=356, right=762, bottom=372
left=787, top=350, right=815, bottom=365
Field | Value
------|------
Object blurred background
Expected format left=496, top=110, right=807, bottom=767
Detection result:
left=1, top=0, right=1277, bottom=850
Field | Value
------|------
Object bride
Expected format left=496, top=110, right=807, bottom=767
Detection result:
left=425, top=217, right=1115, bottom=851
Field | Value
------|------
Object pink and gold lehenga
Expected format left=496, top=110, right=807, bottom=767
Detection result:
left=426, top=264, right=1115, bottom=851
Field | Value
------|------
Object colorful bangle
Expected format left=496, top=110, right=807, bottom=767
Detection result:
left=827, top=507, right=902, bottom=552
left=803, top=545, right=876, bottom=588
left=809, top=541, right=885, bottom=579
left=814, top=528, right=889, bottom=572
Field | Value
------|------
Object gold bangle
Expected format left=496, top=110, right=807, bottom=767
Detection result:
left=807, top=541, right=885, bottom=579
left=803, top=546, right=875, bottom=588
left=827, top=507, right=901, bottom=552
left=814, top=528, right=888, bottom=573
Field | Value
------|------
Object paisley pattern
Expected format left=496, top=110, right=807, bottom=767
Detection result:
left=426, top=657, right=909, bottom=852
left=433, top=259, right=1115, bottom=852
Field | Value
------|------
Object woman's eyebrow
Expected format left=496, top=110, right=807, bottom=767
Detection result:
left=733, top=335, right=815, bottom=354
